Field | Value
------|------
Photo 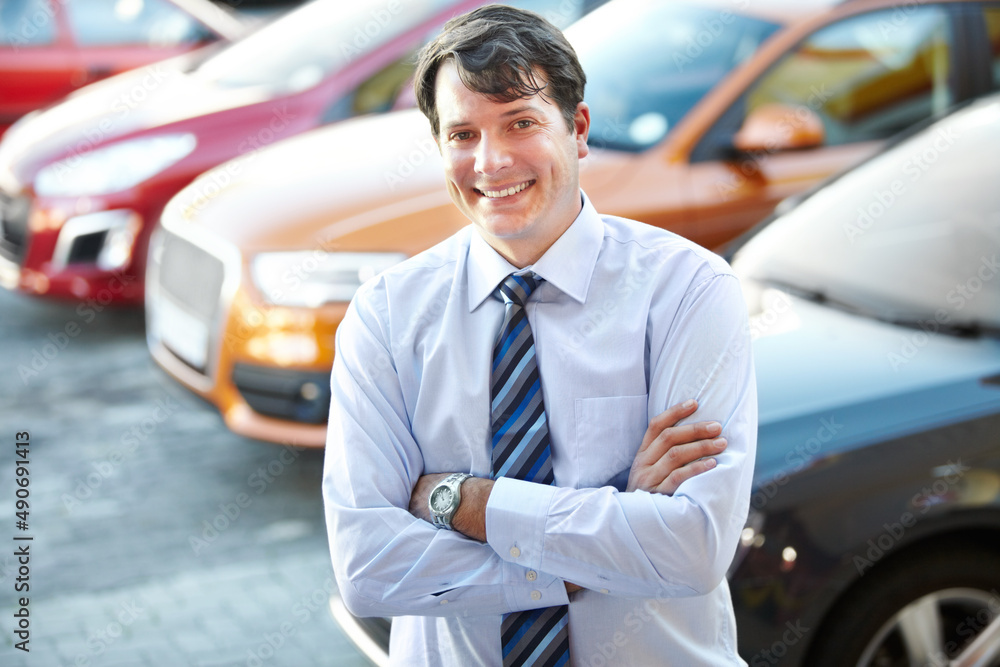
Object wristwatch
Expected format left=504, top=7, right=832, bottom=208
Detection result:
left=428, top=473, right=473, bottom=530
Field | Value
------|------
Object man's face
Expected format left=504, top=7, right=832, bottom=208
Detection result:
left=434, top=60, right=590, bottom=266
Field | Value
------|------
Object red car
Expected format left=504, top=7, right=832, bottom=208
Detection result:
left=0, top=0, right=601, bottom=305
left=0, top=0, right=246, bottom=136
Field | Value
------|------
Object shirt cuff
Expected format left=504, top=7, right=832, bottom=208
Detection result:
left=486, top=478, right=569, bottom=609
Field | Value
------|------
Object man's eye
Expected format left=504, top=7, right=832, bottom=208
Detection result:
left=452, top=131, right=472, bottom=141
left=515, top=120, right=533, bottom=129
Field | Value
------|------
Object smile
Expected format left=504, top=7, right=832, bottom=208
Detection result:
left=475, top=180, right=534, bottom=199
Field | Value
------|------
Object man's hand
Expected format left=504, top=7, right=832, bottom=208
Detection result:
left=627, top=399, right=726, bottom=494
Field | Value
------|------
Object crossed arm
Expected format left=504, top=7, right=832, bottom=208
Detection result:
left=325, top=270, right=756, bottom=617
left=408, top=398, right=728, bottom=557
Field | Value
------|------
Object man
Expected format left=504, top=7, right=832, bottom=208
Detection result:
left=323, top=5, right=756, bottom=666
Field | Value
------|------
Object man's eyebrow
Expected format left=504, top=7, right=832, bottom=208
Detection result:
left=442, top=105, right=545, bottom=131
left=501, top=105, right=543, bottom=117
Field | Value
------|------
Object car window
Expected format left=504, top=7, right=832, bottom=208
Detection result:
left=567, top=0, right=780, bottom=152
left=195, top=0, right=459, bottom=92
left=322, top=0, right=597, bottom=123
left=984, top=7, right=1000, bottom=89
left=731, top=98, right=1000, bottom=329
left=745, top=6, right=954, bottom=146
left=0, top=0, right=57, bottom=46
left=511, top=0, right=597, bottom=26
left=324, top=51, right=420, bottom=121
left=65, top=0, right=214, bottom=47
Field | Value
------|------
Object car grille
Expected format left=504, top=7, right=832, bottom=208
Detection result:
left=232, top=363, right=331, bottom=425
left=151, top=229, right=226, bottom=374
left=160, top=232, right=224, bottom=323
left=0, top=191, right=30, bottom=263
left=67, top=231, right=106, bottom=265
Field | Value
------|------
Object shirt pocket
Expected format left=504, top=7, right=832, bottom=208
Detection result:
left=574, top=395, right=648, bottom=489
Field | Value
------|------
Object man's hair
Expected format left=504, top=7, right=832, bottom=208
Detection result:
left=414, top=4, right=586, bottom=137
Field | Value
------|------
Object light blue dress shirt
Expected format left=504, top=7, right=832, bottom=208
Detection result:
left=323, top=192, right=757, bottom=666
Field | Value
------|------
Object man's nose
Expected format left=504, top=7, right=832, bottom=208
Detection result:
left=474, top=133, right=513, bottom=175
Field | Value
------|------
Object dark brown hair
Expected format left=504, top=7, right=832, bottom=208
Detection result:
left=414, top=4, right=586, bottom=137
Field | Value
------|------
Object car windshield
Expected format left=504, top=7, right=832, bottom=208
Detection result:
left=568, top=0, right=780, bottom=152
left=194, top=0, right=459, bottom=91
left=732, top=97, right=1000, bottom=331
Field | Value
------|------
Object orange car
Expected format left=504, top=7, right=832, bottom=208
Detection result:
left=146, top=0, right=1000, bottom=446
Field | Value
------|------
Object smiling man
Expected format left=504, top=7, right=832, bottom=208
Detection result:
left=432, top=60, right=586, bottom=267
left=322, top=5, right=757, bottom=666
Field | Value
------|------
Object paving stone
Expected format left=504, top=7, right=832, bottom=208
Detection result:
left=0, top=288, right=372, bottom=667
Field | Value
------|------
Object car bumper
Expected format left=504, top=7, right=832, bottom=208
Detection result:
left=0, top=188, right=149, bottom=304
left=145, top=223, right=343, bottom=446
left=328, top=591, right=389, bottom=667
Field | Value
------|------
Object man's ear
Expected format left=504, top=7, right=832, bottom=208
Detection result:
left=574, top=102, right=591, bottom=159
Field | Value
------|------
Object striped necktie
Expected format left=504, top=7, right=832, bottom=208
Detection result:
left=491, top=270, right=570, bottom=667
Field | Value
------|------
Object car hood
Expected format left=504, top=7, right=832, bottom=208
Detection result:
left=164, top=108, right=629, bottom=254
left=746, top=281, right=1000, bottom=484
left=0, top=51, right=272, bottom=189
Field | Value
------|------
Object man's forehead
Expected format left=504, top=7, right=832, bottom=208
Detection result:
left=435, top=60, right=555, bottom=127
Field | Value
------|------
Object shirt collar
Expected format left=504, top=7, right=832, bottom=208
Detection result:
left=467, top=191, right=603, bottom=311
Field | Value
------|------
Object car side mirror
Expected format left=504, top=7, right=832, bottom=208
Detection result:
left=732, top=103, right=825, bottom=154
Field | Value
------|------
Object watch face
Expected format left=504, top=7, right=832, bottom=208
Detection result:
left=430, top=487, right=454, bottom=513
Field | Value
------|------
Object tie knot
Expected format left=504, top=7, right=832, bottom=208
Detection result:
left=498, top=271, right=541, bottom=307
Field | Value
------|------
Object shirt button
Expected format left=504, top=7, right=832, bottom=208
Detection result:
left=526, top=570, right=537, bottom=581
left=440, top=599, right=448, bottom=605
left=531, top=591, right=541, bottom=601
left=601, top=589, right=610, bottom=594
left=510, top=546, right=521, bottom=558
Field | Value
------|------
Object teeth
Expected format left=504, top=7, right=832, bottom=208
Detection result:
left=482, top=181, right=530, bottom=198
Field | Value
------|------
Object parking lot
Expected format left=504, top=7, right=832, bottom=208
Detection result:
left=0, top=286, right=369, bottom=667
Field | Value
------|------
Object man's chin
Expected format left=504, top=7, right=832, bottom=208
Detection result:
left=474, top=218, right=534, bottom=242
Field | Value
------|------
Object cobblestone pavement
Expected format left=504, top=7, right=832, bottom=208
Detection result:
left=0, top=288, right=371, bottom=667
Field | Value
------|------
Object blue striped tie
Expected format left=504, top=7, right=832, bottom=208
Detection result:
left=491, top=270, right=570, bottom=667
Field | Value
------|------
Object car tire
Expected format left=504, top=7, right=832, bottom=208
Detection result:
left=805, top=541, right=1000, bottom=667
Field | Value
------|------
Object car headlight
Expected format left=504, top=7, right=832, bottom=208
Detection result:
left=35, top=134, right=197, bottom=197
left=251, top=251, right=406, bottom=307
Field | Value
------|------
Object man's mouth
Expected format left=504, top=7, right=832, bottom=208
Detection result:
left=475, top=180, right=535, bottom=199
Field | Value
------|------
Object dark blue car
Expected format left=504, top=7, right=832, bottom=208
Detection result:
left=728, top=93, right=1000, bottom=666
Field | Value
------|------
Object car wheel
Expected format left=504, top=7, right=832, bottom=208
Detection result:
left=806, top=542, right=1000, bottom=667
